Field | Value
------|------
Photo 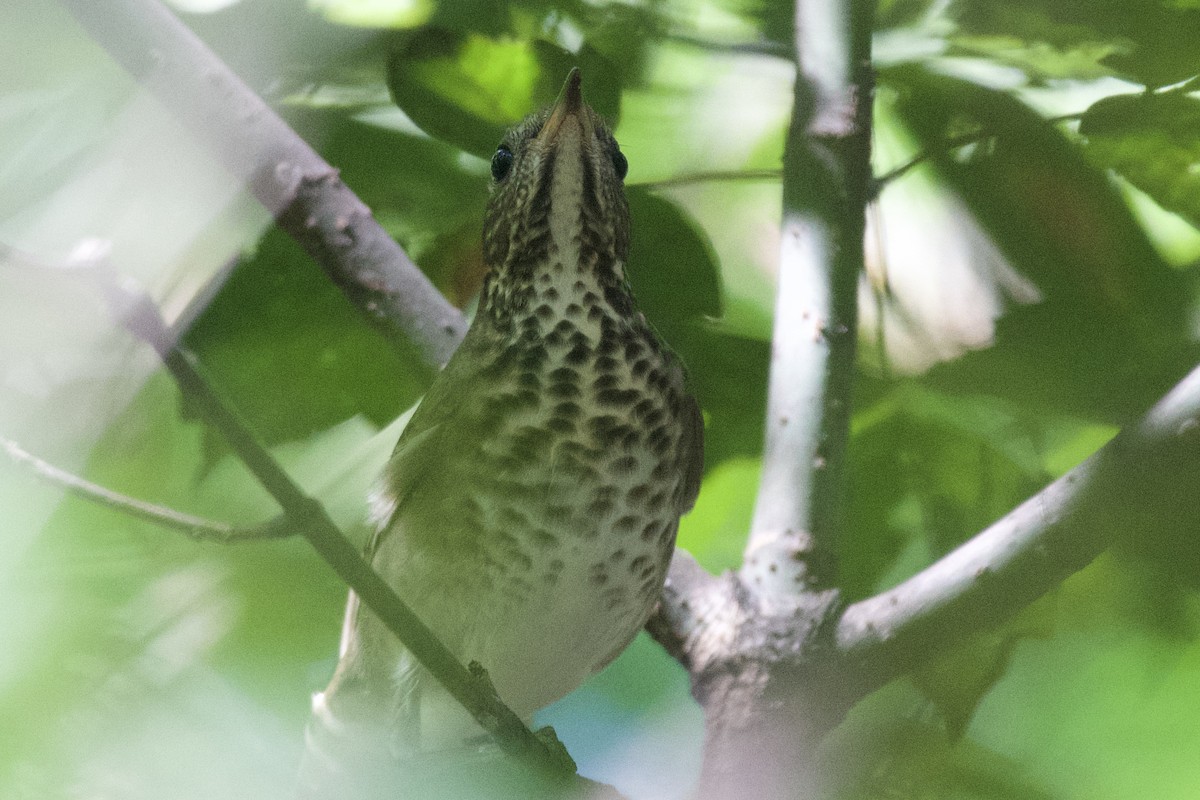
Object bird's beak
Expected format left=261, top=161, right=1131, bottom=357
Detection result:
left=537, top=68, right=587, bottom=145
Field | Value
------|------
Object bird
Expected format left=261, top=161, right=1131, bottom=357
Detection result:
left=300, top=67, right=703, bottom=796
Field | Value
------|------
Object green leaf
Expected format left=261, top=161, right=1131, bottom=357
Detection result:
left=950, top=0, right=1200, bottom=86
left=626, top=188, right=723, bottom=329
left=842, top=381, right=1054, bottom=599
left=386, top=28, right=620, bottom=157
left=822, top=681, right=1058, bottom=800
left=183, top=228, right=430, bottom=446
left=668, top=327, right=768, bottom=467
left=886, top=66, right=1197, bottom=422
left=1081, top=92, right=1200, bottom=229
left=967, top=557, right=1200, bottom=800
left=676, top=458, right=760, bottom=573
left=310, top=0, right=434, bottom=29
left=320, top=116, right=488, bottom=278
left=911, top=603, right=1054, bottom=740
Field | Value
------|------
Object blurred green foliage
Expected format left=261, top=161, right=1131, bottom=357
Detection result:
left=5, top=0, right=1200, bottom=798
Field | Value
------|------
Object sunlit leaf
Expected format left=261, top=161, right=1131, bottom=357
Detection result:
left=1081, top=92, right=1200, bottom=230
left=310, top=0, right=434, bottom=29
left=950, top=0, right=1200, bottom=86
left=676, top=457, right=759, bottom=573
left=386, top=28, right=620, bottom=157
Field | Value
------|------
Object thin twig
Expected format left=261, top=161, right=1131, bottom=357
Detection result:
left=872, top=111, right=1086, bottom=193
left=667, top=33, right=792, bottom=59
left=872, top=128, right=993, bottom=190
left=636, top=168, right=781, bottom=192
left=1, top=437, right=292, bottom=543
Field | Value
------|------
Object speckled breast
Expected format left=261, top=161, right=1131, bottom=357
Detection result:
left=438, top=289, right=691, bottom=715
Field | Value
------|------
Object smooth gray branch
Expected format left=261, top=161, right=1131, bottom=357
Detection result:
left=838, top=363, right=1200, bottom=687
left=741, top=0, right=873, bottom=596
left=59, top=0, right=467, bottom=368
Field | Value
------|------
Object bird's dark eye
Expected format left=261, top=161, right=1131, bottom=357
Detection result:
left=491, top=146, right=514, bottom=181
left=611, top=148, right=628, bottom=181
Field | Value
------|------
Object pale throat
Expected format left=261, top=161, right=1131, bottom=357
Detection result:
left=548, top=120, right=585, bottom=274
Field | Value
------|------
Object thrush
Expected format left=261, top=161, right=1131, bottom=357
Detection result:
left=301, top=68, right=703, bottom=793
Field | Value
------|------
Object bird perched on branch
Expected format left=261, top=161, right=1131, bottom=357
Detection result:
left=301, top=68, right=703, bottom=795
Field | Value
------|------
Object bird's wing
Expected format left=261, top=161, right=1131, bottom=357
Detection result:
left=362, top=322, right=504, bottom=558
left=675, top=393, right=705, bottom=514
left=364, top=423, right=445, bottom=559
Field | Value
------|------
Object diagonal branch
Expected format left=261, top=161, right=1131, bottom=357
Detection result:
left=59, top=0, right=467, bottom=368
left=741, top=0, right=875, bottom=597
left=838, top=363, right=1200, bottom=688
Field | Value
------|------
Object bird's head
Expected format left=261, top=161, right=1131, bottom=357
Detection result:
left=481, top=68, right=631, bottom=312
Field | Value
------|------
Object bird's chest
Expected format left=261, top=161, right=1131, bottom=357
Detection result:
left=464, top=302, right=684, bottom=596
left=432, top=295, right=686, bottom=687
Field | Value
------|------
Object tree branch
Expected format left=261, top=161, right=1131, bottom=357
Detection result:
left=59, top=0, right=467, bottom=369
left=741, top=0, right=874, bottom=596
left=636, top=168, right=781, bottom=192
left=837, top=363, right=1200, bottom=688
left=648, top=551, right=731, bottom=673
left=667, top=33, right=792, bottom=59
left=653, top=4, right=878, bottom=796
left=1, top=436, right=293, bottom=544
